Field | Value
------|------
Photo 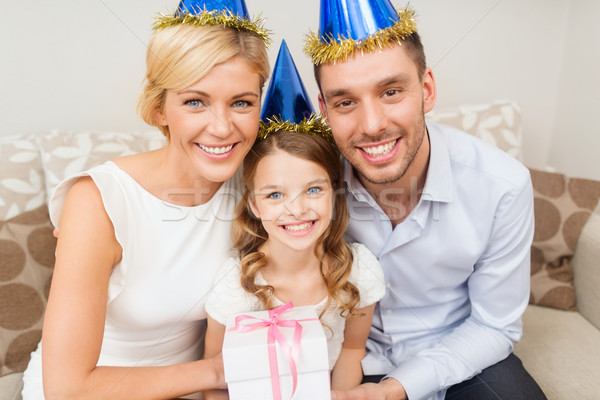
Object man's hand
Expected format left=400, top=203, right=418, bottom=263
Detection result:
left=331, top=378, right=407, bottom=400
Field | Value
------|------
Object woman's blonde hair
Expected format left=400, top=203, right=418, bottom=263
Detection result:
left=138, top=24, right=269, bottom=138
left=233, top=131, right=361, bottom=318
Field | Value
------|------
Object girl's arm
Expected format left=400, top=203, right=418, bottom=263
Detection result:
left=42, top=177, right=224, bottom=400
left=331, top=304, right=376, bottom=390
left=204, top=315, right=229, bottom=399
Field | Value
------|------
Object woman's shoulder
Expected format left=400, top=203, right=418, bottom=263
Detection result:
left=111, top=149, right=163, bottom=183
left=49, top=155, right=155, bottom=229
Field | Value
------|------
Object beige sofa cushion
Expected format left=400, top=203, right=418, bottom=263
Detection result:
left=0, top=372, right=23, bottom=400
left=529, top=170, right=600, bottom=310
left=0, top=207, right=55, bottom=377
left=515, top=305, right=600, bottom=399
left=426, top=100, right=523, bottom=160
left=38, top=130, right=165, bottom=204
left=0, top=135, right=46, bottom=220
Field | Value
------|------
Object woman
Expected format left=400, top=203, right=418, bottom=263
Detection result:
left=21, top=2, right=270, bottom=399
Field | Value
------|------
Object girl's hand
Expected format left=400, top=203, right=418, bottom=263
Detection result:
left=331, top=304, right=375, bottom=390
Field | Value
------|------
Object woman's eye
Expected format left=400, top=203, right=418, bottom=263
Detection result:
left=233, top=100, right=251, bottom=108
left=307, top=187, right=321, bottom=195
left=185, top=99, right=203, bottom=108
left=268, top=192, right=283, bottom=200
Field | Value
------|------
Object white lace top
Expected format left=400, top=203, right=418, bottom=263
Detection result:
left=206, top=243, right=386, bottom=369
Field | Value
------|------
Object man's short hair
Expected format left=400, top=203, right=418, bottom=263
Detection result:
left=314, top=31, right=427, bottom=93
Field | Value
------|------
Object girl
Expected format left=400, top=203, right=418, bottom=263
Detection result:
left=21, top=2, right=270, bottom=399
left=204, top=129, right=385, bottom=396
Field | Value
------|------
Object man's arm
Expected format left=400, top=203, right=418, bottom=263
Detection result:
left=332, top=378, right=406, bottom=400
left=337, top=174, right=535, bottom=400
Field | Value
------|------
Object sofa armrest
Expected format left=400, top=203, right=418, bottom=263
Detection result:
left=572, top=209, right=600, bottom=330
left=0, top=372, right=23, bottom=400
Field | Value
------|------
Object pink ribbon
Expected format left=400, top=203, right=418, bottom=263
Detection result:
left=227, top=302, right=318, bottom=400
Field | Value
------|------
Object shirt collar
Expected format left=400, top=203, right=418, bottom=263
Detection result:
left=343, top=120, right=454, bottom=204
left=422, top=120, right=454, bottom=203
left=344, top=159, right=373, bottom=204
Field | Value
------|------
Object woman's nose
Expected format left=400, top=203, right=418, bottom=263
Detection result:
left=206, top=106, right=232, bottom=138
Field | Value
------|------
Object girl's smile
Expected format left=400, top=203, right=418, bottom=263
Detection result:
left=279, top=220, right=317, bottom=236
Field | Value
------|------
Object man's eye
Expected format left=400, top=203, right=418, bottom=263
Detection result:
left=384, top=90, right=400, bottom=97
left=268, top=192, right=283, bottom=200
left=337, top=100, right=354, bottom=108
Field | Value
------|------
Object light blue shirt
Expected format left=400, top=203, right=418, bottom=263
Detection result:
left=348, top=121, right=534, bottom=400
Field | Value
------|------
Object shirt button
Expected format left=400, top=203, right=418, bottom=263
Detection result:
left=386, top=309, right=392, bottom=315
left=385, top=282, right=392, bottom=289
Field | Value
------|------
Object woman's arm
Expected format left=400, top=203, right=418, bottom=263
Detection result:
left=41, top=177, right=223, bottom=400
left=203, top=315, right=229, bottom=399
left=331, top=304, right=376, bottom=391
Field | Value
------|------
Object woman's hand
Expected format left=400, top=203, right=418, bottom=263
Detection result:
left=203, top=316, right=229, bottom=398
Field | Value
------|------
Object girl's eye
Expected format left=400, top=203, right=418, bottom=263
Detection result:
left=307, top=187, right=321, bottom=195
left=268, top=192, right=283, bottom=200
left=185, top=99, right=204, bottom=108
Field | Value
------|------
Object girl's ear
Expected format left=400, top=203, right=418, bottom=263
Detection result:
left=248, top=199, right=260, bottom=219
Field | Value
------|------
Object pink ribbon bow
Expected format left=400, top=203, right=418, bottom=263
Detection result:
left=228, top=302, right=318, bottom=400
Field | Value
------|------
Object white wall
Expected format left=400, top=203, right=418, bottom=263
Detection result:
left=1, top=1, right=598, bottom=179
left=548, top=0, right=600, bottom=181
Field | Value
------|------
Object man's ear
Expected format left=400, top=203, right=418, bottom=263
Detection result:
left=152, top=107, right=168, bottom=127
left=422, top=67, right=437, bottom=114
left=318, top=93, right=328, bottom=120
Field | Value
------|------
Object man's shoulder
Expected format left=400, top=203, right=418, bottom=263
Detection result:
left=428, top=121, right=530, bottom=188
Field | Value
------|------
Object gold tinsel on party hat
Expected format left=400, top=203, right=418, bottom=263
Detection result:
left=154, top=8, right=270, bottom=46
left=304, top=8, right=417, bottom=65
left=258, top=115, right=333, bottom=142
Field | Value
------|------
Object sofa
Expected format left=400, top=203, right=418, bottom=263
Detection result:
left=1, top=101, right=599, bottom=399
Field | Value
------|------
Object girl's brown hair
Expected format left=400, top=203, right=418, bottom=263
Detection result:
left=233, top=131, right=360, bottom=317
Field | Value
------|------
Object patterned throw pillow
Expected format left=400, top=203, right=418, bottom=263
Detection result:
left=426, top=100, right=523, bottom=160
left=0, top=206, right=55, bottom=377
left=39, top=129, right=165, bottom=204
left=0, top=135, right=46, bottom=221
left=529, top=169, right=600, bottom=310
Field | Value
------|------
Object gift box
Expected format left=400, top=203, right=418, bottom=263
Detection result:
left=223, top=303, right=331, bottom=400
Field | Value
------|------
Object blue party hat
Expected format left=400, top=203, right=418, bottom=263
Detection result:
left=305, top=0, right=416, bottom=65
left=258, top=40, right=331, bottom=140
left=154, top=0, right=270, bottom=45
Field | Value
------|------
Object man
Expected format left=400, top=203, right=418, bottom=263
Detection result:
left=305, top=1, right=547, bottom=399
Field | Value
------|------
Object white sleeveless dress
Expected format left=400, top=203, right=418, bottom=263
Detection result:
left=22, top=161, right=240, bottom=399
left=205, top=243, right=386, bottom=369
